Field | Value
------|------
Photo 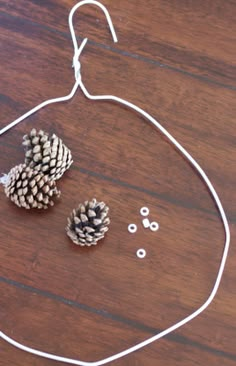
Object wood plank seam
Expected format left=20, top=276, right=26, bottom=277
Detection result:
left=0, top=133, right=231, bottom=220
left=0, top=10, right=235, bottom=91
left=1, top=275, right=235, bottom=362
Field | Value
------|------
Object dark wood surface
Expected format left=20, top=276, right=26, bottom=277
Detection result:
left=0, top=1, right=236, bottom=365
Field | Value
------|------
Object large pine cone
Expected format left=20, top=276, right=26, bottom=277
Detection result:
left=4, top=164, right=60, bottom=209
left=22, top=128, right=73, bottom=181
left=66, top=198, right=110, bottom=246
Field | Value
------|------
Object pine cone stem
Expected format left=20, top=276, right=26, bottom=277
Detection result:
left=0, top=174, right=9, bottom=186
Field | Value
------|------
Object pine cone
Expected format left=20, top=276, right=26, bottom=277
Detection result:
left=66, top=198, right=110, bottom=246
left=22, top=128, right=73, bottom=181
left=4, top=164, right=60, bottom=209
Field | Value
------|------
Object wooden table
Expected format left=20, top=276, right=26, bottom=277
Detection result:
left=0, top=1, right=235, bottom=365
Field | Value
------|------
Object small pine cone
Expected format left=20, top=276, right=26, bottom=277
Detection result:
left=4, top=164, right=60, bottom=209
left=22, top=128, right=73, bottom=180
left=66, top=198, right=110, bottom=246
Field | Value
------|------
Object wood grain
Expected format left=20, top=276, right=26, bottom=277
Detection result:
left=0, top=0, right=235, bottom=87
left=0, top=1, right=236, bottom=365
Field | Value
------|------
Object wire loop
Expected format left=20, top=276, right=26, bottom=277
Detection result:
left=0, top=1, right=230, bottom=366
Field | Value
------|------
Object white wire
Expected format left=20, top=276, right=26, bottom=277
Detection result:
left=0, top=1, right=230, bottom=365
left=0, top=80, right=80, bottom=136
left=0, top=38, right=88, bottom=136
left=69, top=0, right=118, bottom=57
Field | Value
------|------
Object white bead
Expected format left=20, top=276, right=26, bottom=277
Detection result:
left=128, top=224, right=137, bottom=233
left=140, top=206, right=149, bottom=216
left=150, top=222, right=159, bottom=231
left=142, top=218, right=150, bottom=228
left=136, top=249, right=146, bottom=258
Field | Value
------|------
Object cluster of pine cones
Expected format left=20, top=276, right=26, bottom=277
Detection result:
left=3, top=128, right=73, bottom=209
left=1, top=129, right=110, bottom=246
